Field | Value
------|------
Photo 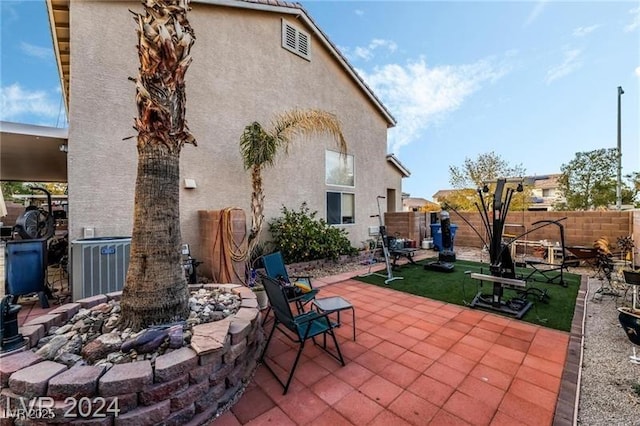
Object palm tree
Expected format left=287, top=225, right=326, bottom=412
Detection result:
left=240, top=109, right=347, bottom=259
left=119, top=0, right=196, bottom=331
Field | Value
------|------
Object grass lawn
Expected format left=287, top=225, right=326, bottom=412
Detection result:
left=353, top=258, right=582, bottom=332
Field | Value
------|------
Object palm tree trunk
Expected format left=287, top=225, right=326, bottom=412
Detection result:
left=248, top=165, right=264, bottom=257
left=120, top=144, right=189, bottom=330
left=119, top=0, right=195, bottom=330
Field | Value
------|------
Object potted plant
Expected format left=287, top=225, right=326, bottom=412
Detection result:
left=617, top=254, right=640, bottom=364
left=248, top=269, right=269, bottom=310
left=247, top=245, right=269, bottom=310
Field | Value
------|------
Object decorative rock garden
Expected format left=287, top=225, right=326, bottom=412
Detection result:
left=0, top=284, right=265, bottom=425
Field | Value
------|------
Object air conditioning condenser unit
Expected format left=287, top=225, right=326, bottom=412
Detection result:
left=71, top=237, right=131, bottom=300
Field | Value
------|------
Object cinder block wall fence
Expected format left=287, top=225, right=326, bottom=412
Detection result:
left=386, top=210, right=637, bottom=251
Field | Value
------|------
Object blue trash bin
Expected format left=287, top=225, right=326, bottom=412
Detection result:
left=429, top=223, right=458, bottom=251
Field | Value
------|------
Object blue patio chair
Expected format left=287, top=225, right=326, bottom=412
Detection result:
left=262, top=251, right=319, bottom=313
left=259, top=274, right=345, bottom=394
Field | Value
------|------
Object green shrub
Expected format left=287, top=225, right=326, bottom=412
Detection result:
left=268, top=203, right=358, bottom=262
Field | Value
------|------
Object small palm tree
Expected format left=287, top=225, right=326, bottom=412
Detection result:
left=239, top=109, right=347, bottom=258
left=119, top=0, right=196, bottom=331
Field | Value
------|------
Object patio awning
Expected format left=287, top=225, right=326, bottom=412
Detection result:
left=0, top=121, right=68, bottom=182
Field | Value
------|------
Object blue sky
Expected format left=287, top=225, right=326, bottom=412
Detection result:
left=1, top=1, right=639, bottom=201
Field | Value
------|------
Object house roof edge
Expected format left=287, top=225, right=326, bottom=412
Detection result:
left=386, top=154, right=410, bottom=178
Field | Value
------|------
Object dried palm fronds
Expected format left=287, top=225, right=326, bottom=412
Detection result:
left=130, top=0, right=196, bottom=153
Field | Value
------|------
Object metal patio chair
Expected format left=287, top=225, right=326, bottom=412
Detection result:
left=262, top=251, right=319, bottom=313
left=259, top=274, right=345, bottom=394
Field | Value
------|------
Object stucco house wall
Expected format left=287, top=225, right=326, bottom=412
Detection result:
left=66, top=0, right=401, bottom=261
left=385, top=161, right=403, bottom=212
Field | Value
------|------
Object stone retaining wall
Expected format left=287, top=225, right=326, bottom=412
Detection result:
left=0, top=284, right=265, bottom=425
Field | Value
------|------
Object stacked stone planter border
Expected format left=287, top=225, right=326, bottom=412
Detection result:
left=0, top=284, right=265, bottom=425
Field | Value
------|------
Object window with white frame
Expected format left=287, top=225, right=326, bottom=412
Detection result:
left=282, top=19, right=310, bottom=60
left=325, top=150, right=354, bottom=187
left=327, top=192, right=354, bottom=225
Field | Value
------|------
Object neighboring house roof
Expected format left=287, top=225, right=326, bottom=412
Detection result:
left=386, top=154, right=411, bottom=178
left=527, top=174, right=561, bottom=190
left=46, top=0, right=397, bottom=127
left=404, top=197, right=429, bottom=205
left=432, top=189, right=458, bottom=199
left=402, top=197, right=439, bottom=210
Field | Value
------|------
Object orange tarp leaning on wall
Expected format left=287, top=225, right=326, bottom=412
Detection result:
left=198, top=208, right=248, bottom=285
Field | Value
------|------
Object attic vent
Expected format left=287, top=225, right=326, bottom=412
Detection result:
left=282, top=19, right=310, bottom=61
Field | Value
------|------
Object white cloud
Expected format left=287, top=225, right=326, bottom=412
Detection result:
left=524, top=0, right=549, bottom=28
left=0, top=3, right=18, bottom=24
left=354, top=9, right=364, bottom=16
left=546, top=49, right=582, bottom=84
left=635, top=66, right=640, bottom=77
left=0, top=83, right=60, bottom=122
left=357, top=56, right=512, bottom=154
left=624, top=6, right=640, bottom=32
left=20, top=42, right=52, bottom=60
left=350, top=38, right=398, bottom=61
left=572, top=24, right=601, bottom=37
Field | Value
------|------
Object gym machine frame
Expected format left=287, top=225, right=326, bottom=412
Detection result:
left=359, top=196, right=403, bottom=285
left=452, top=179, right=562, bottom=318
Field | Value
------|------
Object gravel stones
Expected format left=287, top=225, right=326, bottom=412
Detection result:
left=577, top=277, right=639, bottom=425
left=31, top=288, right=241, bottom=371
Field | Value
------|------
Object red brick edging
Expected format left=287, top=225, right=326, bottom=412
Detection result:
left=552, top=274, right=588, bottom=425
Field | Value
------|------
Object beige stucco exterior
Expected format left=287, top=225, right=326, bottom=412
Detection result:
left=66, top=1, right=405, bottom=260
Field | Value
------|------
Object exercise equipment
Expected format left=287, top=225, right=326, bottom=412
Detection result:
left=13, top=187, right=55, bottom=240
left=454, top=179, right=535, bottom=317
left=425, top=210, right=456, bottom=272
left=181, top=243, right=203, bottom=284
left=386, top=236, right=418, bottom=269
left=521, top=220, right=568, bottom=287
left=359, top=196, right=403, bottom=285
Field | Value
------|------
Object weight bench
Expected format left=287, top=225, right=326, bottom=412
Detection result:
left=468, top=272, right=547, bottom=318
left=389, top=247, right=418, bottom=269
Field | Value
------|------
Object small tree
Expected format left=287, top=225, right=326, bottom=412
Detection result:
left=438, top=189, right=477, bottom=211
left=239, top=109, right=347, bottom=259
left=1, top=182, right=66, bottom=197
left=447, top=152, right=528, bottom=211
left=449, top=151, right=526, bottom=189
left=557, top=148, right=617, bottom=210
left=622, top=172, right=640, bottom=207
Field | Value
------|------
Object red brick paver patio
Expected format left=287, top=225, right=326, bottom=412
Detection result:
left=13, top=259, right=578, bottom=426
left=211, top=275, right=572, bottom=426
